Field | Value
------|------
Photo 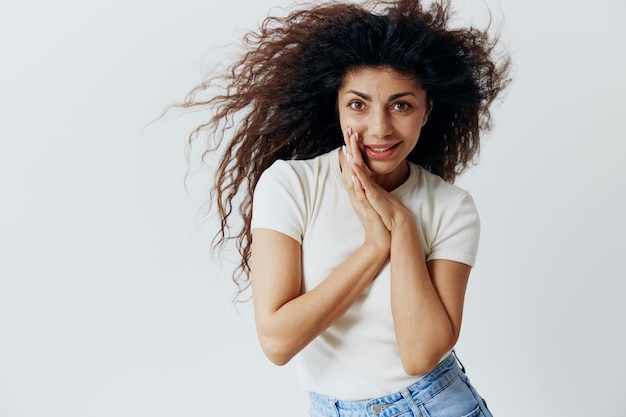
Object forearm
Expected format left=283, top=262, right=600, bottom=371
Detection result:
left=257, top=242, right=388, bottom=365
left=390, top=217, right=456, bottom=375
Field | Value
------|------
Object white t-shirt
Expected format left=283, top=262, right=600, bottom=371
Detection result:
left=251, top=147, right=480, bottom=400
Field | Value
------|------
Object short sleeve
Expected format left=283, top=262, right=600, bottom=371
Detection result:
left=427, top=192, right=480, bottom=267
left=251, top=160, right=307, bottom=244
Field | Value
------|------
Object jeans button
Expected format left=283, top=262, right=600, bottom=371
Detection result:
left=371, top=404, right=384, bottom=414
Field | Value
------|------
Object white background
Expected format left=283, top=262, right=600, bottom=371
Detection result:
left=1, top=0, right=625, bottom=416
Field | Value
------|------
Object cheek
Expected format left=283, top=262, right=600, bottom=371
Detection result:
left=400, top=119, right=424, bottom=140
left=339, top=112, right=367, bottom=132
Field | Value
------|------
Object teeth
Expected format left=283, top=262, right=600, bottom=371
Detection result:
left=370, top=145, right=394, bottom=153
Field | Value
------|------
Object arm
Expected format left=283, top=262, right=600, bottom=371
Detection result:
left=251, top=130, right=392, bottom=366
left=347, top=134, right=471, bottom=376
left=250, top=228, right=388, bottom=366
left=389, top=218, right=470, bottom=375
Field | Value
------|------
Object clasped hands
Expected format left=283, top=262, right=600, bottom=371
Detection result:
left=340, top=127, right=414, bottom=251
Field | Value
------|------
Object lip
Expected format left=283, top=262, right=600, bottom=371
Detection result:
left=363, top=142, right=402, bottom=160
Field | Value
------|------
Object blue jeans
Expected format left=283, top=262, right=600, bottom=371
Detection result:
left=309, top=352, right=492, bottom=417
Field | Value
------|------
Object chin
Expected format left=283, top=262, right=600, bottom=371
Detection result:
left=366, top=160, right=402, bottom=173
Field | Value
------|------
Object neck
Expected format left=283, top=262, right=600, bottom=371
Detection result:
left=371, top=162, right=410, bottom=191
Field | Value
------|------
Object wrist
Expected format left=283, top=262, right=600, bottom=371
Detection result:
left=390, top=207, right=416, bottom=231
left=362, top=238, right=391, bottom=259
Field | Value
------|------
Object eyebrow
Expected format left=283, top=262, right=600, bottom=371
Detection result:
left=346, top=90, right=416, bottom=101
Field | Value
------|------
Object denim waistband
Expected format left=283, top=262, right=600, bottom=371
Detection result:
left=309, top=352, right=464, bottom=417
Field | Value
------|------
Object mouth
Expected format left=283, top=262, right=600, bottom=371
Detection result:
left=364, top=142, right=402, bottom=159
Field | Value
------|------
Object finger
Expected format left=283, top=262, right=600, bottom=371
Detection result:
left=345, top=168, right=371, bottom=220
left=342, top=127, right=356, bottom=168
left=342, top=146, right=365, bottom=207
left=349, top=131, right=362, bottom=167
left=347, top=131, right=369, bottom=179
left=341, top=146, right=354, bottom=190
left=352, top=163, right=389, bottom=211
left=346, top=126, right=353, bottom=145
left=348, top=132, right=376, bottom=179
left=341, top=144, right=355, bottom=176
left=343, top=126, right=353, bottom=151
left=351, top=173, right=391, bottom=230
left=351, top=156, right=377, bottom=191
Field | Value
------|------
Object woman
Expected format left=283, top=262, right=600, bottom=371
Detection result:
left=185, top=0, right=510, bottom=415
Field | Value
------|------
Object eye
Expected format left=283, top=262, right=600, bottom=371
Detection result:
left=392, top=101, right=411, bottom=111
left=348, top=100, right=366, bottom=111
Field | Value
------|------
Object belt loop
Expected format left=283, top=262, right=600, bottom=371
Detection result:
left=452, top=349, right=466, bottom=373
left=400, top=389, right=422, bottom=417
left=332, top=398, right=339, bottom=417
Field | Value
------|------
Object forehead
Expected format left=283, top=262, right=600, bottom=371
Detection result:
left=340, top=66, right=420, bottom=91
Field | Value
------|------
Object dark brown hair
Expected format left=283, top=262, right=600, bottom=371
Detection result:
left=181, top=0, right=510, bottom=293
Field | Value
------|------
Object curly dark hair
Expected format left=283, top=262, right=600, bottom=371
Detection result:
left=181, top=0, right=510, bottom=293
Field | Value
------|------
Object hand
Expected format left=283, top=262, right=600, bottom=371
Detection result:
left=340, top=127, right=391, bottom=251
left=344, top=129, right=413, bottom=233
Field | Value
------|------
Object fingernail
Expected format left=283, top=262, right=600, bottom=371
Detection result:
left=342, top=145, right=347, bottom=156
left=347, top=127, right=353, bottom=136
left=351, top=175, right=356, bottom=183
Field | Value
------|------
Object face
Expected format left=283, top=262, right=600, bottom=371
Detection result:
left=337, top=66, right=430, bottom=190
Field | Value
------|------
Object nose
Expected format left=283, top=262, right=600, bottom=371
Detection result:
left=369, top=107, right=393, bottom=139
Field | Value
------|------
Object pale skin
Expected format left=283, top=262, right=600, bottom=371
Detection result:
left=250, top=66, right=471, bottom=375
